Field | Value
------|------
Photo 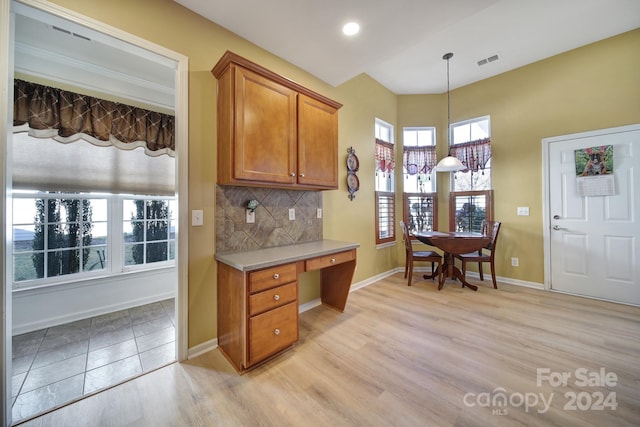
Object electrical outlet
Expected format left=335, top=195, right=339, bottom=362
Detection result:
left=289, top=208, right=295, bottom=220
left=191, top=210, right=203, bottom=226
left=246, top=210, right=255, bottom=223
left=517, top=206, right=530, bottom=216
left=511, top=257, right=519, bottom=267
left=317, top=208, right=323, bottom=219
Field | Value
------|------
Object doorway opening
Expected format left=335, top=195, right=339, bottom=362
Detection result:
left=4, top=1, right=189, bottom=423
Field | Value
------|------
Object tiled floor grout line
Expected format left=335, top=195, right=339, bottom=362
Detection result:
left=12, top=299, right=176, bottom=423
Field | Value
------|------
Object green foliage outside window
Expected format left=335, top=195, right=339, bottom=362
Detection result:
left=131, top=200, right=169, bottom=264
left=32, top=197, right=93, bottom=278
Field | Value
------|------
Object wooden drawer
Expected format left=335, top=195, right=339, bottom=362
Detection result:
left=305, top=249, right=355, bottom=271
left=249, top=263, right=297, bottom=293
left=249, top=282, right=297, bottom=316
left=248, top=301, right=298, bottom=366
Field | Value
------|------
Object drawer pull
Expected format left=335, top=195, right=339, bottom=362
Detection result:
left=330, top=258, right=336, bottom=263
left=273, top=294, right=280, bottom=301
left=274, top=328, right=280, bottom=336
left=273, top=273, right=279, bottom=279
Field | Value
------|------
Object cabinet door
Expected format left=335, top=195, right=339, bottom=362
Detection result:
left=297, top=94, right=339, bottom=188
left=248, top=301, right=298, bottom=367
left=234, top=66, right=297, bottom=184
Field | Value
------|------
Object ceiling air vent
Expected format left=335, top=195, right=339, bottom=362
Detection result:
left=52, top=25, right=91, bottom=41
left=477, top=54, right=500, bottom=67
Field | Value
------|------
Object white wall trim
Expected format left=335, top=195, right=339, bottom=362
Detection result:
left=188, top=337, right=218, bottom=360
left=1, top=0, right=12, bottom=423
left=12, top=268, right=176, bottom=335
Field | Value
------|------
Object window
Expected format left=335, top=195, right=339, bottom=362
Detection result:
left=375, top=119, right=395, bottom=245
left=12, top=192, right=175, bottom=289
left=402, top=127, right=437, bottom=234
left=448, top=116, right=493, bottom=230
left=449, top=190, right=493, bottom=232
left=123, top=198, right=177, bottom=266
left=450, top=116, right=491, bottom=192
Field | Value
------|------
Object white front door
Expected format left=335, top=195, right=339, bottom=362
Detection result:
left=545, top=125, right=640, bottom=305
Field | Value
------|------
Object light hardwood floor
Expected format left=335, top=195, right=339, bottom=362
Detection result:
left=17, top=274, right=640, bottom=426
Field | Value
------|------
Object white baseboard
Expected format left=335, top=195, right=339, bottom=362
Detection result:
left=12, top=268, right=176, bottom=335
left=188, top=337, right=218, bottom=359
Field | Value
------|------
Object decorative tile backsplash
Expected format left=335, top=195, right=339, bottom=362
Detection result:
left=215, top=185, right=323, bottom=254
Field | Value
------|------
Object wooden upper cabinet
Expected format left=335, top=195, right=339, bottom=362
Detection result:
left=297, top=94, right=339, bottom=188
left=233, top=66, right=297, bottom=184
left=212, top=51, right=342, bottom=190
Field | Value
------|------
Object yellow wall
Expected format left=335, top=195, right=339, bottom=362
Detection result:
left=43, top=0, right=640, bottom=348
left=397, top=29, right=640, bottom=283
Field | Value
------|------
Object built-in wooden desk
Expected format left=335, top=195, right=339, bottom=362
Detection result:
left=215, top=240, right=359, bottom=373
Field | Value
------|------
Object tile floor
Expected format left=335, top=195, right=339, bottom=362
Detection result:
left=11, top=298, right=176, bottom=423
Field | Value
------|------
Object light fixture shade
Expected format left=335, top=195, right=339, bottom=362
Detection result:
left=435, top=155, right=465, bottom=172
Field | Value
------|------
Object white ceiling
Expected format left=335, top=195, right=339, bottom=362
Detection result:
left=13, top=3, right=177, bottom=111
left=175, top=0, right=640, bottom=94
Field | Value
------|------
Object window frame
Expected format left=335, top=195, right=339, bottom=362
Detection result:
left=375, top=191, right=396, bottom=245
left=12, top=191, right=176, bottom=290
left=401, top=126, right=437, bottom=237
left=403, top=192, right=438, bottom=236
left=450, top=115, right=491, bottom=192
left=375, top=118, right=396, bottom=246
left=449, top=190, right=494, bottom=233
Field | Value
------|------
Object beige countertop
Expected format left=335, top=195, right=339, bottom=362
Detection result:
left=215, top=239, right=360, bottom=271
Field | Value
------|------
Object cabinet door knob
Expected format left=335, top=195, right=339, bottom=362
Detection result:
left=273, top=294, right=280, bottom=301
left=274, top=328, right=280, bottom=336
left=299, top=173, right=305, bottom=178
left=330, top=258, right=336, bottom=263
left=290, top=172, right=296, bottom=177
left=273, top=273, right=279, bottom=279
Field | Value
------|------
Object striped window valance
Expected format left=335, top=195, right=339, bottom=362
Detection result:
left=403, top=145, right=437, bottom=175
left=450, top=138, right=491, bottom=172
left=375, top=138, right=395, bottom=174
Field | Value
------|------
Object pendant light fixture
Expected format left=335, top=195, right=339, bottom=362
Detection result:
left=435, top=52, right=466, bottom=172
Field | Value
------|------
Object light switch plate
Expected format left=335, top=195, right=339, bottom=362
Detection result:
left=517, top=206, right=530, bottom=216
left=289, top=208, right=295, bottom=220
left=317, top=208, right=323, bottom=219
left=192, top=209, right=203, bottom=226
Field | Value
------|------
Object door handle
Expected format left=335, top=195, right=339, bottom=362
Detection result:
left=552, top=225, right=567, bottom=230
left=553, top=215, right=560, bottom=220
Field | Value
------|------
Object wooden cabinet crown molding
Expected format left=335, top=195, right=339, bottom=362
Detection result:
left=212, top=51, right=342, bottom=110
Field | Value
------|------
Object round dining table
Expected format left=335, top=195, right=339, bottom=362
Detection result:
left=413, top=231, right=491, bottom=291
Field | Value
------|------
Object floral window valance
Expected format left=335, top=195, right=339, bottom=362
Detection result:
left=403, top=145, right=437, bottom=175
left=375, top=138, right=395, bottom=174
left=13, top=79, right=175, bottom=157
left=450, top=138, right=491, bottom=172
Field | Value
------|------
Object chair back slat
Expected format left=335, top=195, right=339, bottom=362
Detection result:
left=481, top=220, right=501, bottom=251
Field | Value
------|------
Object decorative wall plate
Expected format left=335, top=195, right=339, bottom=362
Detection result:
left=347, top=149, right=359, bottom=172
left=346, top=147, right=360, bottom=201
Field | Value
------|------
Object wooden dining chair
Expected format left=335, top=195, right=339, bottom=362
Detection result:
left=454, top=220, right=502, bottom=289
left=400, top=221, right=442, bottom=286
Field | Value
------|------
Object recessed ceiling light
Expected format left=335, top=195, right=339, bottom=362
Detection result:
left=342, top=22, right=360, bottom=36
